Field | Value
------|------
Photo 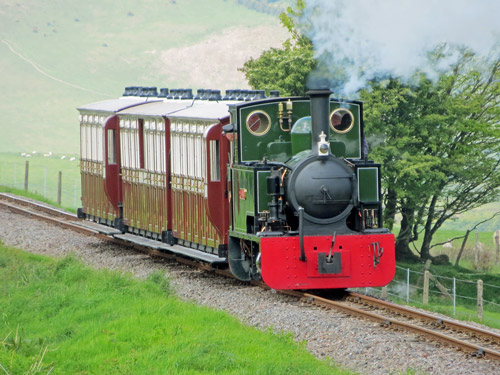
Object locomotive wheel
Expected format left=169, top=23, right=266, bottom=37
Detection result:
left=228, top=237, right=261, bottom=281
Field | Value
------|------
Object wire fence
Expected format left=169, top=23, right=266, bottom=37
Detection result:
left=352, top=264, right=500, bottom=327
left=0, top=159, right=81, bottom=210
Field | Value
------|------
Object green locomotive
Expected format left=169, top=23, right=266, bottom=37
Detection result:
left=224, top=89, right=394, bottom=289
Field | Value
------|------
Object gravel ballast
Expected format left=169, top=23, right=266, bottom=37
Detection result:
left=1, top=206, right=498, bottom=374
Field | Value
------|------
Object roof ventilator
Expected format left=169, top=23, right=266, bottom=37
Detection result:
left=201, top=89, right=211, bottom=100
left=158, top=88, right=169, bottom=98
left=223, top=89, right=233, bottom=100
left=209, top=90, right=222, bottom=101
left=181, top=89, right=193, bottom=100
left=194, top=89, right=204, bottom=100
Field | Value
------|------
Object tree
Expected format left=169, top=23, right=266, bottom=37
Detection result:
left=239, top=0, right=316, bottom=96
left=241, top=3, right=500, bottom=264
left=361, top=50, right=500, bottom=262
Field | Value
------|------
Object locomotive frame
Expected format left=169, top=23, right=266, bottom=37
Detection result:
left=78, top=87, right=395, bottom=290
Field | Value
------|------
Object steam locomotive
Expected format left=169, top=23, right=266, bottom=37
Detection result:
left=78, top=87, right=395, bottom=290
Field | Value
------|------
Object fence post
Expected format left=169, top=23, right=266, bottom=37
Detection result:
left=495, top=231, right=500, bottom=266
left=57, top=171, right=62, bottom=205
left=406, top=268, right=410, bottom=303
left=423, top=270, right=430, bottom=305
left=24, top=161, right=29, bottom=190
left=452, top=277, right=456, bottom=316
left=477, top=279, right=483, bottom=321
left=44, top=168, right=47, bottom=197
left=474, top=232, right=480, bottom=269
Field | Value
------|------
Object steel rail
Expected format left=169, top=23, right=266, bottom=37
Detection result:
left=0, top=193, right=231, bottom=275
left=0, top=195, right=91, bottom=234
left=347, top=292, right=500, bottom=344
left=1, top=193, right=499, bottom=361
left=298, top=292, right=500, bottom=361
left=0, top=193, right=75, bottom=219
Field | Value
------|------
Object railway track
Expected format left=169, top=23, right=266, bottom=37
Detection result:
left=289, top=291, right=500, bottom=361
left=0, top=192, right=229, bottom=273
left=2, top=192, right=500, bottom=362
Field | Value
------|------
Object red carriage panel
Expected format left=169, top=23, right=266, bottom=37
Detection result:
left=80, top=164, right=117, bottom=221
left=170, top=119, right=226, bottom=251
left=78, top=98, right=151, bottom=223
left=119, top=117, right=169, bottom=235
left=205, top=120, right=230, bottom=242
left=104, top=115, right=122, bottom=213
left=79, top=113, right=118, bottom=221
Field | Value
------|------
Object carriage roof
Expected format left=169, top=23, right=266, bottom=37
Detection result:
left=117, top=100, right=233, bottom=121
left=77, top=98, right=155, bottom=113
left=79, top=98, right=233, bottom=122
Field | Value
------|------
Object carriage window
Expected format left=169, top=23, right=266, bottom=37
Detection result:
left=209, top=140, right=220, bottom=181
left=107, top=129, right=116, bottom=164
left=85, top=125, right=91, bottom=161
left=139, top=119, right=145, bottom=169
left=80, top=125, right=86, bottom=160
left=96, top=126, right=103, bottom=162
left=91, top=125, right=98, bottom=161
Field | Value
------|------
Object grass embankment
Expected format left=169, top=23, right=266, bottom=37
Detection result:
left=0, top=245, right=352, bottom=375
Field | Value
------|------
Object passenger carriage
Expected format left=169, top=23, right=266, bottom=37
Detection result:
left=78, top=93, right=230, bottom=261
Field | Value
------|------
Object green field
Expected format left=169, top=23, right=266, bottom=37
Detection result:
left=0, top=0, right=286, bottom=154
left=409, top=228, right=500, bottom=266
left=0, top=245, right=352, bottom=375
left=0, top=152, right=81, bottom=211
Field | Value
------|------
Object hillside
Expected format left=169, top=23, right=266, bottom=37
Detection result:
left=0, top=0, right=288, bottom=154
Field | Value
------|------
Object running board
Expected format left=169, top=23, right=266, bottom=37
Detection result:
left=72, top=220, right=226, bottom=264
left=114, top=233, right=227, bottom=264
left=73, top=221, right=122, bottom=235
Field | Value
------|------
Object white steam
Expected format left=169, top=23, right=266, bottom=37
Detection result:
left=301, top=0, right=500, bottom=95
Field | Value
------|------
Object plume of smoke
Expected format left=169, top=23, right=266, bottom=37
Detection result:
left=300, top=0, right=500, bottom=95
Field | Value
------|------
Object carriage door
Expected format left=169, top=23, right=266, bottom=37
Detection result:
left=104, top=115, right=123, bottom=217
left=206, top=121, right=230, bottom=242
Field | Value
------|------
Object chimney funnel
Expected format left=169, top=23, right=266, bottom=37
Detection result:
left=307, top=89, right=332, bottom=150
